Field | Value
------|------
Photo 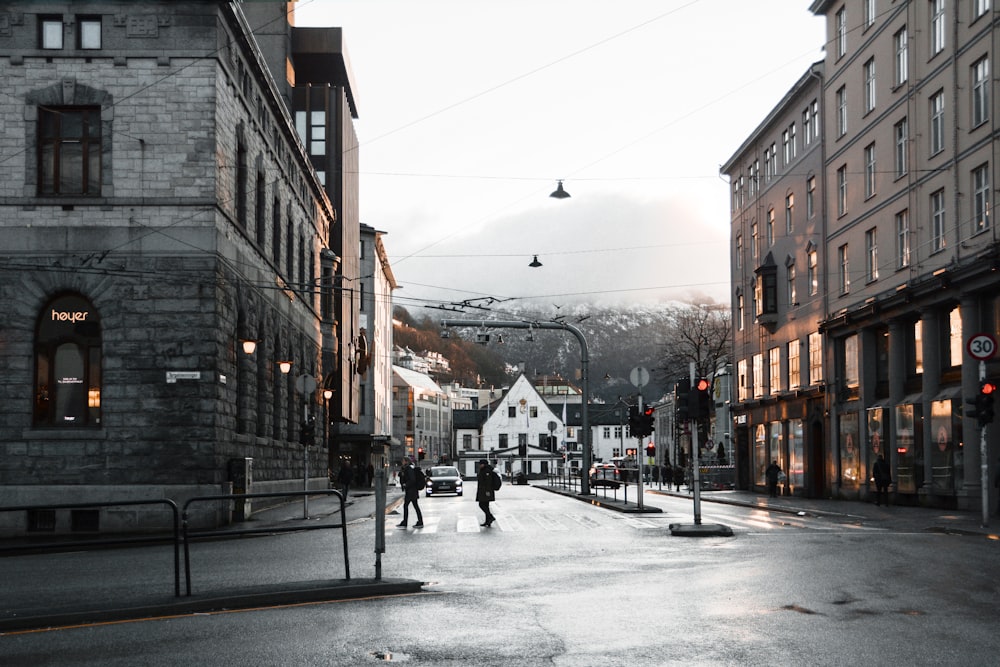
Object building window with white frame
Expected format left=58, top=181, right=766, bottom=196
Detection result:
left=751, top=222, right=758, bottom=263
left=837, top=165, right=848, bottom=216
left=767, top=208, right=774, bottom=247
left=752, top=354, right=764, bottom=398
left=972, top=56, right=989, bottom=127
left=930, top=0, right=946, bottom=55
left=836, top=7, right=847, bottom=58
left=865, top=227, right=879, bottom=282
left=931, top=189, right=946, bottom=252
left=894, top=26, right=908, bottom=86
left=788, top=340, right=801, bottom=390
left=974, top=0, right=990, bottom=19
left=40, top=15, right=63, bottom=49
left=838, top=244, right=850, bottom=294
left=864, top=143, right=877, bottom=198
left=78, top=16, right=101, bottom=49
left=748, top=162, right=757, bottom=197
left=929, top=90, right=944, bottom=155
left=972, top=164, right=990, bottom=234
left=895, top=209, right=910, bottom=268
left=769, top=347, right=781, bottom=395
left=803, top=103, right=813, bottom=146
left=810, top=100, right=820, bottom=141
left=808, top=248, right=818, bottom=295
left=894, top=118, right=908, bottom=178
left=737, top=293, right=744, bottom=331
left=808, top=332, right=823, bottom=384
left=836, top=86, right=847, bottom=137
left=806, top=176, right=816, bottom=218
left=787, top=262, right=797, bottom=306
left=863, top=0, right=876, bottom=28
left=864, top=58, right=876, bottom=113
left=737, top=359, right=748, bottom=402
left=785, top=193, right=794, bottom=234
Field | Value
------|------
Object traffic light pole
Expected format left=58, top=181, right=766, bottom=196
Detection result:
left=440, top=319, right=592, bottom=495
left=636, top=395, right=644, bottom=510
left=980, top=360, right=989, bottom=528
left=690, top=361, right=702, bottom=525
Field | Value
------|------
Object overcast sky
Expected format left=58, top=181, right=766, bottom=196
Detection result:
left=294, top=0, right=826, bottom=311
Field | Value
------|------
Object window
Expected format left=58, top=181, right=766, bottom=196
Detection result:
left=930, top=90, right=945, bottom=154
left=808, top=332, right=823, bottom=384
left=602, top=426, right=611, bottom=439
left=836, top=7, right=847, bottom=58
left=864, top=143, right=876, bottom=198
left=863, top=0, right=876, bottom=28
left=750, top=222, right=758, bottom=263
left=769, top=347, right=781, bottom=395
left=972, top=56, right=989, bottom=127
left=738, top=359, right=748, bottom=402
left=914, top=320, right=923, bottom=374
left=753, top=354, right=764, bottom=398
left=785, top=193, right=794, bottom=234
left=894, top=118, right=908, bottom=178
left=803, top=103, right=814, bottom=146
left=866, top=227, right=879, bottom=282
left=271, top=197, right=281, bottom=265
left=235, top=137, right=248, bottom=228
left=783, top=125, right=796, bottom=164
left=894, top=27, right=908, bottom=86
left=764, top=144, right=776, bottom=181
left=34, top=294, right=102, bottom=427
left=948, top=306, right=963, bottom=368
left=40, top=16, right=63, bottom=49
left=788, top=341, right=801, bottom=390
left=839, top=244, right=850, bottom=294
left=863, top=58, right=876, bottom=113
left=295, top=111, right=326, bottom=156
left=836, top=86, right=847, bottom=137
left=974, top=0, right=990, bottom=19
left=255, top=170, right=266, bottom=244
left=931, top=0, right=946, bottom=55
left=810, top=100, right=819, bottom=141
left=737, top=293, right=744, bottom=331
left=896, top=210, right=911, bottom=268
left=736, top=234, right=743, bottom=270
left=38, top=106, right=101, bottom=196
left=766, top=208, right=774, bottom=247
left=806, top=176, right=816, bottom=218
left=78, top=17, right=101, bottom=50
left=787, top=262, right=797, bottom=306
left=748, top=162, right=758, bottom=197
left=837, top=165, right=848, bottom=216
left=931, top=189, right=946, bottom=252
left=972, top=164, right=990, bottom=234
left=844, top=335, right=859, bottom=388
left=530, top=406, right=538, bottom=418
left=808, top=248, right=818, bottom=296
left=508, top=406, right=516, bottom=418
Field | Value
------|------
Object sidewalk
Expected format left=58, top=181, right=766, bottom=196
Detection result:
left=0, top=485, right=418, bottom=634
left=539, top=481, right=1000, bottom=537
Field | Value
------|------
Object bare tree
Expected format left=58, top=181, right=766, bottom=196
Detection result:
left=656, top=303, right=732, bottom=384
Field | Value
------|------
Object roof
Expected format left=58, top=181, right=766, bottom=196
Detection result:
left=392, top=365, right=442, bottom=393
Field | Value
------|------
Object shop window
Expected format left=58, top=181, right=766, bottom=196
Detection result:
left=34, top=294, right=102, bottom=427
left=38, top=106, right=102, bottom=195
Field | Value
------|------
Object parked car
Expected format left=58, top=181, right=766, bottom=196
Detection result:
left=425, top=466, right=463, bottom=497
left=589, top=462, right=621, bottom=487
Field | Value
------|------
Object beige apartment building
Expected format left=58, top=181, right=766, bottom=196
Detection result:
left=725, top=1, right=1000, bottom=510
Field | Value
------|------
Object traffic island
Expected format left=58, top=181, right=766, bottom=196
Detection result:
left=668, top=522, right=734, bottom=537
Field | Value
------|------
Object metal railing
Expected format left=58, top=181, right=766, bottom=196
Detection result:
left=181, top=489, right=349, bottom=596
left=0, top=498, right=181, bottom=597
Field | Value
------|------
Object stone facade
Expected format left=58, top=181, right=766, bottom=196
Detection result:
left=0, top=1, right=345, bottom=532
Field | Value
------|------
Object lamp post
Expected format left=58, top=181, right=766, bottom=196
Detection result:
left=440, top=318, right=592, bottom=495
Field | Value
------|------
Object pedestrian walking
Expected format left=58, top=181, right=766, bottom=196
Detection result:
left=338, top=460, right=353, bottom=497
left=872, top=454, right=892, bottom=506
left=476, top=459, right=497, bottom=527
left=673, top=462, right=684, bottom=491
left=765, top=460, right=782, bottom=498
left=366, top=463, right=375, bottom=487
left=662, top=461, right=673, bottom=489
left=397, top=456, right=424, bottom=528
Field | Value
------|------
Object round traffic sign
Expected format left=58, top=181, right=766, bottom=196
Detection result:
left=967, top=333, right=997, bottom=361
left=629, top=366, right=650, bottom=388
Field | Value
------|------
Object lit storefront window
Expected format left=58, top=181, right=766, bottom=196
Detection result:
left=788, top=419, right=804, bottom=489
left=839, top=411, right=860, bottom=487
left=894, top=404, right=921, bottom=493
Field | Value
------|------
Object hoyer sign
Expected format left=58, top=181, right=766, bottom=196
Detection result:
left=52, top=309, right=90, bottom=323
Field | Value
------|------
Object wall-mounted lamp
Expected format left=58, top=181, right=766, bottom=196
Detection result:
left=323, top=388, right=334, bottom=400
left=277, top=360, right=294, bottom=374
left=240, top=339, right=258, bottom=355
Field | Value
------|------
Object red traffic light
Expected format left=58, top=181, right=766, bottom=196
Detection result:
left=643, top=406, right=654, bottom=417
left=695, top=378, right=711, bottom=392
left=981, top=381, right=997, bottom=395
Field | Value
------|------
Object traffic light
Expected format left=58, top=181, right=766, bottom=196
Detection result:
left=641, top=406, right=655, bottom=436
left=675, top=378, right=691, bottom=421
left=628, top=404, right=641, bottom=437
left=645, top=443, right=655, bottom=458
left=691, top=377, right=712, bottom=420
left=417, top=447, right=426, bottom=460
left=968, top=380, right=997, bottom=427
left=299, top=417, right=315, bottom=445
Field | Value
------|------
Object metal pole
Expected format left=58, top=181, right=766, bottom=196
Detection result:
left=980, top=360, right=990, bottom=527
left=637, top=395, right=644, bottom=510
left=690, top=361, right=702, bottom=524
left=374, top=468, right=386, bottom=580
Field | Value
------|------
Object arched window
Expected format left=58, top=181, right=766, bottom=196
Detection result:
left=34, top=294, right=102, bottom=426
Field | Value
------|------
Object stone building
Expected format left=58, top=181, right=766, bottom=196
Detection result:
left=0, top=1, right=362, bottom=531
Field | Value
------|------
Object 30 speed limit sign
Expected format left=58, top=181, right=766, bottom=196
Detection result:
left=967, top=333, right=997, bottom=361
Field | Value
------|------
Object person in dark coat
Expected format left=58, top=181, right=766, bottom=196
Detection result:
left=366, top=463, right=375, bottom=487
left=662, top=461, right=673, bottom=489
left=476, top=459, right=496, bottom=527
left=872, top=454, right=892, bottom=506
left=337, top=461, right=353, bottom=497
left=397, top=456, right=424, bottom=528
left=673, top=462, right=685, bottom=491
left=765, top=460, right=782, bottom=498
